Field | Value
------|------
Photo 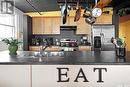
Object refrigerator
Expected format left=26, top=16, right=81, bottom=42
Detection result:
left=92, top=25, right=115, bottom=51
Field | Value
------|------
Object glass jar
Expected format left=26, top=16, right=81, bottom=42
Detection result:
left=116, top=47, right=126, bottom=57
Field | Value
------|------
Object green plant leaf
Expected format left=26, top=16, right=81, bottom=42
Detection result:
left=2, top=37, right=22, bottom=45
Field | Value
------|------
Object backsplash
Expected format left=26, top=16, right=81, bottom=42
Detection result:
left=30, top=29, right=90, bottom=46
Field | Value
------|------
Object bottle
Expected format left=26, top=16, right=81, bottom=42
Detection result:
left=55, top=39, right=60, bottom=46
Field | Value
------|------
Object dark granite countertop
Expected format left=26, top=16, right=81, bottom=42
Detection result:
left=0, top=51, right=129, bottom=65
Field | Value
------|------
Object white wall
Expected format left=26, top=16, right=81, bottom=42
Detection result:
left=14, top=7, right=24, bottom=50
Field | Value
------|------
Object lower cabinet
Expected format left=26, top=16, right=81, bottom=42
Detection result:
left=32, top=65, right=57, bottom=87
left=78, top=46, right=91, bottom=51
left=0, top=65, right=30, bottom=87
left=29, top=46, right=60, bottom=51
left=31, top=65, right=130, bottom=87
left=1, top=65, right=130, bottom=87
left=32, top=65, right=70, bottom=87
left=29, top=46, right=91, bottom=51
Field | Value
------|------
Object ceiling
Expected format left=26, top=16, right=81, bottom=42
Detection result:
left=14, top=0, right=130, bottom=13
left=14, top=0, right=60, bottom=12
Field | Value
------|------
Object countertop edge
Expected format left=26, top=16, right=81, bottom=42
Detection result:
left=0, top=62, right=129, bottom=65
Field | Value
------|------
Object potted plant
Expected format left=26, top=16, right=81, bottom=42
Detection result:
left=2, top=37, right=22, bottom=55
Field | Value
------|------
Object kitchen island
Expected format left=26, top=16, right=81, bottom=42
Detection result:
left=0, top=51, right=128, bottom=65
left=0, top=51, right=130, bottom=87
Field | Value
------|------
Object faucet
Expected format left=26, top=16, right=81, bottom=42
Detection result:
left=39, top=45, right=47, bottom=56
left=39, top=39, right=52, bottom=56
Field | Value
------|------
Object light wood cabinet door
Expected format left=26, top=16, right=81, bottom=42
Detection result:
left=32, top=17, right=44, bottom=34
left=0, top=65, right=30, bottom=87
left=61, top=16, right=69, bottom=25
left=32, top=65, right=68, bottom=87
left=43, top=18, right=52, bottom=34
left=52, top=17, right=61, bottom=34
left=61, top=17, right=77, bottom=26
left=32, top=65, right=53, bottom=87
left=68, top=17, right=77, bottom=26
left=77, top=17, right=91, bottom=34
left=95, top=14, right=112, bottom=24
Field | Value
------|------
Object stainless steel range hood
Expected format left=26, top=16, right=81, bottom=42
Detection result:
left=60, top=26, right=77, bottom=30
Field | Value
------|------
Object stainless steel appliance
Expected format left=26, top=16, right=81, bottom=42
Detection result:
left=60, top=38, right=78, bottom=51
left=92, top=25, right=115, bottom=51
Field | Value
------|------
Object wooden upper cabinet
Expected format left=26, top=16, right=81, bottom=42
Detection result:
left=43, top=18, right=52, bottom=34
left=77, top=17, right=91, bottom=34
left=32, top=17, right=44, bottom=34
left=52, top=17, right=61, bottom=34
left=32, top=17, right=61, bottom=34
left=68, top=17, right=77, bottom=26
left=32, top=17, right=91, bottom=35
left=61, top=17, right=76, bottom=26
left=95, top=14, right=112, bottom=24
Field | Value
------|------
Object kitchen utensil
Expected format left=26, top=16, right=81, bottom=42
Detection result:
left=85, top=16, right=96, bottom=24
left=62, top=0, right=68, bottom=24
left=63, top=9, right=67, bottom=24
left=92, top=0, right=102, bottom=17
left=83, top=7, right=91, bottom=17
left=92, top=7, right=102, bottom=17
left=74, top=0, right=81, bottom=22
left=74, top=8, right=81, bottom=22
left=96, top=0, right=112, bottom=8
left=61, top=5, right=65, bottom=16
left=83, top=5, right=96, bottom=25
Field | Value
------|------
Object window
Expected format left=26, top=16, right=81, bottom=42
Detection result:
left=0, top=14, right=15, bottom=39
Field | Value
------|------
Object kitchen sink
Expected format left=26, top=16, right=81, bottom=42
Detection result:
left=41, top=51, right=64, bottom=57
left=17, top=51, right=39, bottom=59
left=17, top=51, right=64, bottom=59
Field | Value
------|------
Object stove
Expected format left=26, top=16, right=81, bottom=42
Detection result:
left=60, top=38, right=78, bottom=51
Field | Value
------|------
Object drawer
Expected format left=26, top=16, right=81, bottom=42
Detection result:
left=78, top=46, right=91, bottom=51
